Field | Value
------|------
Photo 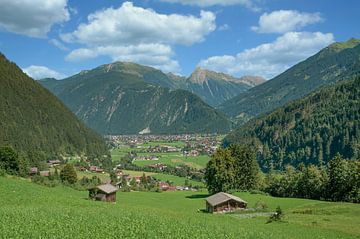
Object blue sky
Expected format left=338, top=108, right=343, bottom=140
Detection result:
left=0, top=0, right=359, bottom=80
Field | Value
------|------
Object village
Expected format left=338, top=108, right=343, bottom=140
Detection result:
left=24, top=134, right=232, bottom=213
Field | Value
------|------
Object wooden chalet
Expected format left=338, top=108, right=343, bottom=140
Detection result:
left=205, top=192, right=247, bottom=213
left=88, top=184, right=118, bottom=203
left=29, top=167, right=38, bottom=176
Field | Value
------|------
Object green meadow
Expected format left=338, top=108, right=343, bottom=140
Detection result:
left=111, top=147, right=210, bottom=169
left=0, top=176, right=359, bottom=238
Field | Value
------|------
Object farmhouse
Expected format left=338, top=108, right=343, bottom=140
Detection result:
left=29, top=167, right=38, bottom=176
left=206, top=192, right=247, bottom=213
left=88, top=184, right=118, bottom=203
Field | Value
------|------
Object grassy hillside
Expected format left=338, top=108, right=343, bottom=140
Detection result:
left=40, top=65, right=231, bottom=135
left=223, top=77, right=360, bottom=169
left=219, top=38, right=360, bottom=125
left=1, top=176, right=359, bottom=238
left=0, top=53, right=108, bottom=161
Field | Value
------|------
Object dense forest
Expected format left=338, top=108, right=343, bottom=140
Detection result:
left=223, top=76, right=360, bottom=170
left=0, top=53, right=109, bottom=166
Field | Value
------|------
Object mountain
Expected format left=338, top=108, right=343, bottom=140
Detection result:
left=219, top=38, right=360, bottom=124
left=223, top=76, right=360, bottom=170
left=40, top=63, right=231, bottom=135
left=0, top=53, right=108, bottom=162
left=173, top=67, right=264, bottom=107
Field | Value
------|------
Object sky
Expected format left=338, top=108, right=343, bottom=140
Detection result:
left=0, top=0, right=359, bottom=80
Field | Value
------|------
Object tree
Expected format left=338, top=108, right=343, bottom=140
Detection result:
left=230, top=144, right=260, bottom=190
left=0, top=146, right=20, bottom=174
left=60, top=164, right=77, bottom=184
left=204, top=145, right=260, bottom=194
left=204, top=148, right=235, bottom=194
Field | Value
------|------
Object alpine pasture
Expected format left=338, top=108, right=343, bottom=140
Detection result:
left=0, top=176, right=359, bottom=239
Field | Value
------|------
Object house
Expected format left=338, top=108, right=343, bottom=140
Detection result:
left=39, top=171, right=50, bottom=177
left=158, top=181, right=170, bottom=191
left=47, top=160, right=61, bottom=167
left=89, top=166, right=97, bottom=172
left=88, top=184, right=118, bottom=203
left=29, top=167, right=38, bottom=176
left=205, top=192, right=247, bottom=213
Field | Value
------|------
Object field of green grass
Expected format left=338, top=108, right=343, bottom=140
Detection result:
left=61, top=168, right=202, bottom=187
left=111, top=144, right=211, bottom=170
left=122, top=170, right=204, bottom=187
left=133, top=152, right=210, bottom=169
left=1, top=176, right=359, bottom=238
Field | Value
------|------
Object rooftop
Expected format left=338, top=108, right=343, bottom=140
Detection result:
left=96, top=184, right=118, bottom=194
left=206, top=192, right=247, bottom=206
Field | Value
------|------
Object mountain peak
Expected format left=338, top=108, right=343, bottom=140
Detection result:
left=189, top=67, right=265, bottom=86
left=327, top=38, right=360, bottom=52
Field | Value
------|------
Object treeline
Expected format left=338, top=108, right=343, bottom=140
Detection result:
left=114, top=154, right=204, bottom=182
left=223, top=77, right=360, bottom=170
left=265, top=155, right=359, bottom=202
left=205, top=145, right=359, bottom=203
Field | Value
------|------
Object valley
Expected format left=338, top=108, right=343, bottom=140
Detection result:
left=0, top=2, right=360, bottom=238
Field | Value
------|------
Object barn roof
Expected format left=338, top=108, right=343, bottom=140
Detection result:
left=206, top=192, right=247, bottom=206
left=96, top=184, right=118, bottom=194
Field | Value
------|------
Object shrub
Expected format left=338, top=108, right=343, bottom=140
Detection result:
left=267, top=206, right=283, bottom=223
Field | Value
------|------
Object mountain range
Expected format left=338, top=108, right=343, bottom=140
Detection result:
left=39, top=64, right=234, bottom=135
left=0, top=53, right=108, bottom=164
left=169, top=67, right=264, bottom=107
left=219, top=38, right=360, bottom=125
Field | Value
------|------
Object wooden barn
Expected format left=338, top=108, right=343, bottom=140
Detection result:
left=205, top=192, right=247, bottom=213
left=88, top=184, right=118, bottom=203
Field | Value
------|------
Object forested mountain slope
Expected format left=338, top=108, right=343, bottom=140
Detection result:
left=219, top=38, right=360, bottom=125
left=223, top=76, right=360, bottom=170
left=0, top=53, right=108, bottom=162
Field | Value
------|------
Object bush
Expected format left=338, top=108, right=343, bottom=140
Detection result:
left=255, top=200, right=268, bottom=210
left=267, top=206, right=283, bottom=223
left=0, top=167, right=5, bottom=176
left=60, top=164, right=77, bottom=184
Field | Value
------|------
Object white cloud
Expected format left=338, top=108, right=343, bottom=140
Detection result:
left=23, top=65, right=65, bottom=80
left=218, top=24, right=230, bottom=31
left=159, top=0, right=258, bottom=9
left=63, top=2, right=216, bottom=73
left=199, top=32, right=334, bottom=79
left=61, top=2, right=215, bottom=46
left=0, top=0, right=70, bottom=37
left=252, top=10, right=323, bottom=34
left=49, top=39, right=69, bottom=51
left=66, top=43, right=180, bottom=73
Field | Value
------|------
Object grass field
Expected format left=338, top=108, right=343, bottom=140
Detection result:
left=0, top=176, right=359, bottom=238
left=111, top=145, right=211, bottom=169
left=62, top=169, right=203, bottom=187
left=133, top=153, right=210, bottom=169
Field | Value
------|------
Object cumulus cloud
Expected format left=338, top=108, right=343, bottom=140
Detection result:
left=199, top=32, right=334, bottom=79
left=62, top=2, right=216, bottom=73
left=0, top=0, right=70, bottom=37
left=23, top=65, right=66, bottom=80
left=252, top=10, right=323, bottom=34
left=159, top=0, right=258, bottom=9
left=61, top=2, right=215, bottom=46
left=66, top=43, right=180, bottom=73
left=49, top=39, right=69, bottom=51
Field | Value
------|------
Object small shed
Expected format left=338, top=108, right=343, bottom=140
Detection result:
left=206, top=192, right=247, bottom=213
left=89, top=184, right=118, bottom=203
